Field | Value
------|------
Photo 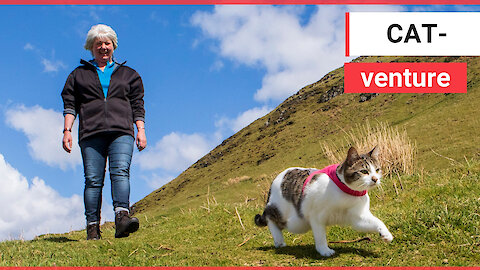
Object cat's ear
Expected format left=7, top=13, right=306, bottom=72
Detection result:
left=346, top=147, right=360, bottom=165
left=368, top=145, right=380, bottom=160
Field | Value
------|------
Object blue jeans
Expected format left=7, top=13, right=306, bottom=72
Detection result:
left=79, top=132, right=134, bottom=224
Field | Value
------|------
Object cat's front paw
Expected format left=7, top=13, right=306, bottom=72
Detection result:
left=381, top=232, right=393, bottom=243
left=274, top=241, right=286, bottom=248
left=317, top=247, right=335, bottom=257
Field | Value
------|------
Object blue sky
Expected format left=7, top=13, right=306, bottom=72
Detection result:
left=0, top=4, right=477, bottom=240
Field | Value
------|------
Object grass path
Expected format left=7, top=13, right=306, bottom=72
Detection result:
left=1, top=160, right=479, bottom=266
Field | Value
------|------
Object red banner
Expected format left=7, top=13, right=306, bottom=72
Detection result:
left=344, top=62, right=467, bottom=93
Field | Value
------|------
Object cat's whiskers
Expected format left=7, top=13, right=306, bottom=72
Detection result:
left=377, top=182, right=385, bottom=193
left=358, top=181, right=370, bottom=189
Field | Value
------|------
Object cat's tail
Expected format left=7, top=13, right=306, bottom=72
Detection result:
left=255, top=186, right=272, bottom=227
left=254, top=213, right=268, bottom=227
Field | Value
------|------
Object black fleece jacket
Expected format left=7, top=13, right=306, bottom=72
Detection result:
left=61, top=59, right=145, bottom=142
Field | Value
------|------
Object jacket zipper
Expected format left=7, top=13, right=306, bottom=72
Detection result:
left=93, top=69, right=108, bottom=131
left=83, top=59, right=125, bottom=133
left=104, top=63, right=122, bottom=131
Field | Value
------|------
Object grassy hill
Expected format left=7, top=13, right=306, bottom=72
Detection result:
left=1, top=56, right=479, bottom=266
left=133, top=55, right=479, bottom=214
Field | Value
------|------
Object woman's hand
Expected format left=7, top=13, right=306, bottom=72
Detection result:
left=62, top=114, right=75, bottom=153
left=63, top=131, right=73, bottom=153
left=136, top=129, right=147, bottom=151
left=135, top=121, right=147, bottom=151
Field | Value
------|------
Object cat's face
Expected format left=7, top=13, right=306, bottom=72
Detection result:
left=341, top=146, right=382, bottom=191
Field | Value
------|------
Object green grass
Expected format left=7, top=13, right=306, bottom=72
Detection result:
left=1, top=159, right=479, bottom=266
left=1, top=56, right=479, bottom=266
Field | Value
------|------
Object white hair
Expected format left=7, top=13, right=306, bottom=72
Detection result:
left=84, top=24, right=118, bottom=51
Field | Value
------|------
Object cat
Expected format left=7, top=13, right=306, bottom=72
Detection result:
left=254, top=146, right=393, bottom=257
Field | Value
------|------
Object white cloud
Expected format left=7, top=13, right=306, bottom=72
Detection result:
left=5, top=105, right=81, bottom=170
left=216, top=106, right=271, bottom=134
left=23, top=43, right=67, bottom=73
left=41, top=58, right=67, bottom=73
left=346, top=5, right=405, bottom=12
left=23, top=43, right=34, bottom=51
left=191, top=6, right=342, bottom=103
left=192, top=5, right=405, bottom=103
left=210, top=60, right=224, bottom=71
left=136, top=106, right=270, bottom=188
left=136, top=132, right=215, bottom=172
left=0, top=153, right=84, bottom=241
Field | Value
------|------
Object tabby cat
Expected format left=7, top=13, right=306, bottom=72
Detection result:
left=254, top=146, right=393, bottom=257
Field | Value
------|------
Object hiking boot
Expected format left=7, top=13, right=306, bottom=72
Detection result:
left=86, top=223, right=101, bottom=240
left=115, top=211, right=139, bottom=238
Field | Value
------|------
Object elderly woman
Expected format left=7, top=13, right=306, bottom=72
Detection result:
left=61, top=24, right=146, bottom=240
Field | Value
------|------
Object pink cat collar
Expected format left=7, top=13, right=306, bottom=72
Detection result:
left=302, top=164, right=367, bottom=197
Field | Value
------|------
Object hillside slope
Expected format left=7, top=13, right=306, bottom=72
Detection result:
left=2, top=56, right=479, bottom=267
left=133, top=56, right=480, bottom=214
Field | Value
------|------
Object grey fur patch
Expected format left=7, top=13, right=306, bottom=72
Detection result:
left=281, top=169, right=313, bottom=217
left=264, top=204, right=286, bottom=229
left=308, top=173, right=322, bottom=186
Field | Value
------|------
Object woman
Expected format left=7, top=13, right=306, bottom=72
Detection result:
left=61, top=24, right=147, bottom=240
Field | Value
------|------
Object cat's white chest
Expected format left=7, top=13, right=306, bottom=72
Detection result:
left=302, top=176, right=370, bottom=226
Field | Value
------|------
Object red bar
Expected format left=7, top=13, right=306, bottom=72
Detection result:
left=3, top=0, right=480, bottom=4
left=345, top=12, right=350, bottom=57
left=344, top=62, right=467, bottom=93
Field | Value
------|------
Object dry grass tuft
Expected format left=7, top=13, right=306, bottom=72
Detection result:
left=322, top=121, right=416, bottom=176
left=256, top=173, right=279, bottom=204
left=226, top=175, right=251, bottom=185
left=201, top=186, right=218, bottom=213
